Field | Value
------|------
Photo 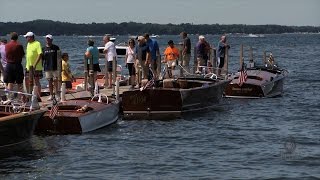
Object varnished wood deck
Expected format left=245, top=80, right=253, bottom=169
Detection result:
left=39, top=85, right=132, bottom=107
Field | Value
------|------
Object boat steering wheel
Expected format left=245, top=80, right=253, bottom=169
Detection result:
left=11, top=101, right=25, bottom=113
left=204, top=73, right=218, bottom=80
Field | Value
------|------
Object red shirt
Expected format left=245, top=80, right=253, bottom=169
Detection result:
left=5, top=40, right=25, bottom=64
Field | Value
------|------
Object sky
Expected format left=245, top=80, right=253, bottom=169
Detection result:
left=1, top=0, right=319, bottom=26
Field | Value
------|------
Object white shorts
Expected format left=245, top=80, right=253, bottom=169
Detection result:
left=45, top=70, right=59, bottom=79
left=167, top=60, right=176, bottom=68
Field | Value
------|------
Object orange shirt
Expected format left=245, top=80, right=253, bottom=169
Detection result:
left=164, top=46, right=179, bottom=61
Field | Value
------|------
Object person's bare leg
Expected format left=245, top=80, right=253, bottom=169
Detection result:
left=7, top=83, right=13, bottom=91
left=25, top=77, right=30, bottom=93
left=48, top=78, right=53, bottom=95
left=34, top=77, right=41, bottom=98
left=53, top=78, right=58, bottom=95
left=108, top=72, right=112, bottom=88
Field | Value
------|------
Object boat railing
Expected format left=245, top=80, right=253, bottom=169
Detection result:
left=158, top=64, right=222, bottom=80
left=0, top=89, right=40, bottom=113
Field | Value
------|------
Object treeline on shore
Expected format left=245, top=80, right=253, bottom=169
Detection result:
left=1, top=19, right=319, bottom=36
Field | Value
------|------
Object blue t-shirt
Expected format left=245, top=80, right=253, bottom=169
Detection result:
left=135, top=43, right=150, bottom=61
left=86, top=46, right=99, bottom=64
left=146, top=38, right=159, bottom=61
left=42, top=44, right=60, bottom=71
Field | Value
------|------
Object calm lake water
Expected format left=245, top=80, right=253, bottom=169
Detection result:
left=0, top=34, right=319, bottom=179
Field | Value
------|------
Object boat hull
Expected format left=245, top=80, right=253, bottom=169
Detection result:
left=224, top=68, right=287, bottom=98
left=0, top=110, right=45, bottom=148
left=122, top=78, right=230, bottom=119
left=35, top=100, right=119, bottom=134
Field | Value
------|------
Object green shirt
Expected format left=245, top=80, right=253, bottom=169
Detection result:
left=26, top=40, right=43, bottom=71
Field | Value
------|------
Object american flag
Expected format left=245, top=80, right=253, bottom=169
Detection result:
left=140, top=68, right=155, bottom=91
left=49, top=97, right=59, bottom=119
left=238, top=64, right=247, bottom=87
left=140, top=78, right=155, bottom=91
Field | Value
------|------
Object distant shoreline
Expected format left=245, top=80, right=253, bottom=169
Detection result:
left=1, top=19, right=319, bottom=36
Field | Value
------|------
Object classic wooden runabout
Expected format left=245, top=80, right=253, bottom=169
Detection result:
left=224, top=66, right=287, bottom=98
left=122, top=77, right=230, bottom=119
left=35, top=96, right=119, bottom=135
left=0, top=90, right=45, bottom=148
left=224, top=45, right=288, bottom=98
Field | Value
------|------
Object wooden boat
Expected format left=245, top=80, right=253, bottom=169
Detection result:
left=224, top=66, right=287, bottom=98
left=122, top=76, right=230, bottom=119
left=224, top=46, right=288, bottom=98
left=0, top=90, right=45, bottom=148
left=35, top=94, right=119, bottom=134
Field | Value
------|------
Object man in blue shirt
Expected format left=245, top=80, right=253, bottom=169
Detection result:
left=144, top=33, right=160, bottom=79
left=42, top=34, right=60, bottom=100
left=217, top=35, right=230, bottom=75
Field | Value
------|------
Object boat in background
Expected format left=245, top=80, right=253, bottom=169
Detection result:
left=35, top=92, right=119, bottom=135
left=98, top=42, right=127, bottom=57
left=150, top=34, right=160, bottom=38
left=0, top=90, right=45, bottom=148
left=224, top=45, right=288, bottom=98
left=247, top=33, right=265, bottom=38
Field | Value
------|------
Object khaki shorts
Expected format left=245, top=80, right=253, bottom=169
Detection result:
left=197, top=57, right=207, bottom=66
left=167, top=60, right=177, bottom=68
left=45, top=70, right=59, bottom=79
left=182, top=54, right=191, bottom=67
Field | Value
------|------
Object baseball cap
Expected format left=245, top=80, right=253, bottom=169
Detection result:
left=24, top=31, right=34, bottom=37
left=45, top=34, right=53, bottom=39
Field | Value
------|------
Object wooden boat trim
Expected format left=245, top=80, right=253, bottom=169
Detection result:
left=0, top=109, right=46, bottom=122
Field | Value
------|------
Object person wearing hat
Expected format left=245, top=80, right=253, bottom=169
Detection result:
left=4, top=32, right=25, bottom=92
left=0, top=38, right=7, bottom=82
left=24, top=31, right=43, bottom=100
left=42, top=34, right=60, bottom=100
left=195, top=35, right=210, bottom=74
left=144, top=33, right=160, bottom=79
left=163, top=40, right=179, bottom=78
left=135, top=36, right=150, bottom=86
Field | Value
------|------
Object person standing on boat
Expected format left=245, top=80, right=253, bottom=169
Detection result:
left=4, top=32, right=24, bottom=92
left=135, top=36, right=150, bottom=86
left=24, top=31, right=43, bottom=100
left=180, top=32, right=191, bottom=73
left=217, top=35, right=230, bottom=75
left=163, top=40, right=179, bottom=78
left=125, top=39, right=137, bottom=89
left=144, top=33, right=160, bottom=79
left=61, top=53, right=74, bottom=89
left=103, top=35, right=117, bottom=89
left=0, top=38, right=7, bottom=83
left=196, top=35, right=210, bottom=73
left=85, top=39, right=101, bottom=89
left=42, top=34, right=60, bottom=100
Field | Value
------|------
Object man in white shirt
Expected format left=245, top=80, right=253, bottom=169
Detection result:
left=103, top=35, right=117, bottom=88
